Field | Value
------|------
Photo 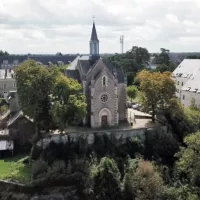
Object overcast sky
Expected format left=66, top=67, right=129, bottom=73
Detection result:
left=1, top=0, right=200, bottom=54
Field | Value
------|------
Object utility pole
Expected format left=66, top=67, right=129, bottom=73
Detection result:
left=120, top=35, right=124, bottom=54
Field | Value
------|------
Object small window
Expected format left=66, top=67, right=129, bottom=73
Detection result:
left=177, top=89, right=179, bottom=93
left=182, top=82, right=183, bottom=86
left=3, top=84, right=6, bottom=89
left=102, top=76, right=107, bottom=87
left=177, top=81, right=179, bottom=85
left=13, top=82, right=16, bottom=88
left=183, top=95, right=185, bottom=100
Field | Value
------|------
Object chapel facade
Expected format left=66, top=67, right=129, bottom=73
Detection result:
left=65, top=22, right=127, bottom=128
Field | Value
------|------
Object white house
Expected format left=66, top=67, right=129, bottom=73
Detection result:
left=172, top=59, right=200, bottom=107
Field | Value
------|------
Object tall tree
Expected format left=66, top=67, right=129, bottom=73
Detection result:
left=15, top=61, right=87, bottom=160
left=123, top=159, right=167, bottom=200
left=104, top=46, right=150, bottom=85
left=51, top=72, right=86, bottom=131
left=136, top=70, right=176, bottom=122
left=91, top=157, right=122, bottom=200
left=0, top=50, right=9, bottom=56
left=154, top=48, right=170, bottom=66
left=15, top=60, right=54, bottom=160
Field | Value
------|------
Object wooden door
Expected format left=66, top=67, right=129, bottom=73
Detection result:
left=101, top=115, right=108, bottom=127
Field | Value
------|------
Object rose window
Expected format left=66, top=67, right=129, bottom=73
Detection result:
left=101, top=94, right=108, bottom=103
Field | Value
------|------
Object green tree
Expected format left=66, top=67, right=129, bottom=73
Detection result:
left=127, top=85, right=138, bottom=102
left=0, top=50, right=9, bottom=56
left=91, top=157, right=122, bottom=200
left=51, top=72, right=86, bottom=131
left=15, top=60, right=55, bottom=160
left=176, top=131, right=200, bottom=188
left=123, top=159, right=166, bottom=200
left=154, top=48, right=170, bottom=66
left=131, top=46, right=150, bottom=66
left=165, top=100, right=200, bottom=142
left=145, top=128, right=179, bottom=164
left=104, top=46, right=150, bottom=85
left=136, top=70, right=176, bottom=122
left=154, top=62, right=176, bottom=73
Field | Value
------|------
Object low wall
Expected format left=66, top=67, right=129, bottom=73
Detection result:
left=37, top=125, right=168, bottom=149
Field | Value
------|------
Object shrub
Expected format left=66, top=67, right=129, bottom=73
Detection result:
left=91, top=157, right=122, bottom=200
left=32, top=159, right=48, bottom=179
left=145, top=128, right=179, bottom=165
left=123, top=159, right=166, bottom=200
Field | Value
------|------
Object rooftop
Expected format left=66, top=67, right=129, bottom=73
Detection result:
left=173, top=59, right=200, bottom=79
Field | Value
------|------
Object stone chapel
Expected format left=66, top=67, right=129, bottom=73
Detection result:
left=65, top=22, right=127, bottom=128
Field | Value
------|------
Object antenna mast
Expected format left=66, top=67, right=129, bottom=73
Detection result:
left=120, top=35, right=124, bottom=54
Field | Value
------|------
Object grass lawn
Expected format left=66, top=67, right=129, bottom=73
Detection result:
left=0, top=154, right=31, bottom=183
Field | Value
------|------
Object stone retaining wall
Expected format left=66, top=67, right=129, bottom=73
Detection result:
left=37, top=125, right=168, bottom=149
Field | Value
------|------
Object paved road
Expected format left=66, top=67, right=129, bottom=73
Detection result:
left=127, top=108, right=154, bottom=129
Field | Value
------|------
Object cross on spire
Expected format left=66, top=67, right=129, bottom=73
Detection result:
left=93, top=15, right=95, bottom=23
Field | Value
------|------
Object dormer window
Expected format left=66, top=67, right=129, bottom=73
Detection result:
left=102, top=76, right=107, bottom=87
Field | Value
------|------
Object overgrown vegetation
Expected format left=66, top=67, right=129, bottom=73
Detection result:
left=0, top=155, right=31, bottom=183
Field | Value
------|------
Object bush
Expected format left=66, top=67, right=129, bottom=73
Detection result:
left=123, top=159, right=166, bottom=200
left=145, top=128, right=179, bottom=165
left=32, top=159, right=48, bottom=179
left=91, top=157, right=122, bottom=200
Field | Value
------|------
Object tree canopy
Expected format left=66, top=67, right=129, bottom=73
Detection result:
left=15, top=60, right=86, bottom=159
left=0, top=50, right=9, bottom=56
left=136, top=70, right=176, bottom=122
left=126, top=85, right=138, bottom=102
left=104, top=46, right=150, bottom=85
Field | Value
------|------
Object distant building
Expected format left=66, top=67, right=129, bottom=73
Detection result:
left=0, top=69, right=16, bottom=99
left=173, top=59, right=200, bottom=107
left=148, top=56, right=159, bottom=70
left=0, top=55, right=76, bottom=69
left=66, top=22, right=127, bottom=128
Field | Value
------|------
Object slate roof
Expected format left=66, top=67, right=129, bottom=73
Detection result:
left=65, top=69, right=81, bottom=83
left=68, top=55, right=90, bottom=70
left=182, top=71, right=200, bottom=93
left=66, top=56, right=125, bottom=84
left=0, top=55, right=76, bottom=66
left=90, top=23, right=99, bottom=41
left=79, top=60, right=92, bottom=75
left=103, top=60, right=125, bottom=83
left=173, top=59, right=200, bottom=79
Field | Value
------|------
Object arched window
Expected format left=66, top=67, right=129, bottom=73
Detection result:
left=102, top=76, right=107, bottom=87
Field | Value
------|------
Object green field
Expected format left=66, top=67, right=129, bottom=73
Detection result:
left=0, top=155, right=31, bottom=183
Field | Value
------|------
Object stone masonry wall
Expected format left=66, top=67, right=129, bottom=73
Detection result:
left=37, top=125, right=168, bottom=150
left=91, top=69, right=117, bottom=127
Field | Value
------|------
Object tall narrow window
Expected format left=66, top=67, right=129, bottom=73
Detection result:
left=3, top=84, right=6, bottom=89
left=13, top=82, right=16, bottom=88
left=103, top=76, right=106, bottom=87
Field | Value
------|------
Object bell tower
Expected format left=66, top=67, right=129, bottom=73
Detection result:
left=89, top=18, right=99, bottom=55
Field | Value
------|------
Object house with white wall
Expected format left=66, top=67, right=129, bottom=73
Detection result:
left=172, top=59, right=200, bottom=107
left=0, top=69, right=16, bottom=99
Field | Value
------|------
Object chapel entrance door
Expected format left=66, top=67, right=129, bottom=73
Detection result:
left=101, top=115, right=108, bottom=127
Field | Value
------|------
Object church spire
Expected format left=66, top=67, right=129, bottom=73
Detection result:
left=90, top=22, right=99, bottom=41
left=90, top=20, right=99, bottom=55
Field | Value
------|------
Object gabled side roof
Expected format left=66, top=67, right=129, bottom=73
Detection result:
left=173, top=59, right=200, bottom=78
left=0, top=55, right=76, bottom=65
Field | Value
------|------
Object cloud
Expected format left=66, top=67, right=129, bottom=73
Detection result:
left=1, top=0, right=200, bottom=53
